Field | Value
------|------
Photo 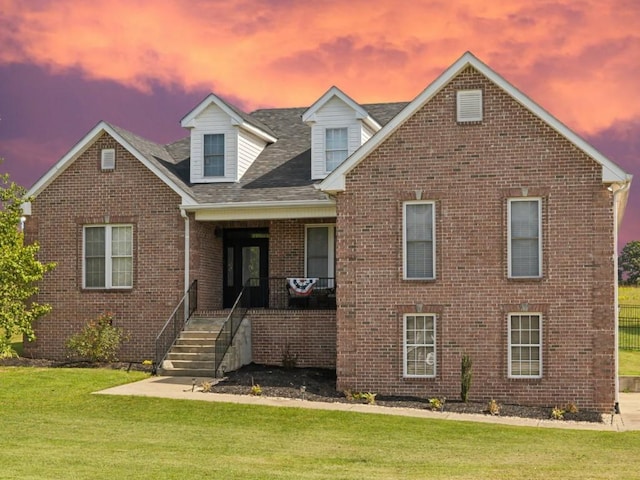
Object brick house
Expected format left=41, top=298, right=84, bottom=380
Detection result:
left=24, top=52, right=631, bottom=411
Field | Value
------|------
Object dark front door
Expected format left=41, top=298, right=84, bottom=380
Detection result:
left=223, top=229, right=269, bottom=308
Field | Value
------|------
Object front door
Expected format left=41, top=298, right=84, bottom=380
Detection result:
left=223, top=229, right=269, bottom=308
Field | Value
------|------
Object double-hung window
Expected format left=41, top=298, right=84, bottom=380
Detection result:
left=305, top=225, right=335, bottom=288
left=508, top=198, right=541, bottom=278
left=84, top=225, right=133, bottom=289
left=403, top=201, right=435, bottom=280
left=508, top=313, right=542, bottom=378
left=204, top=133, right=225, bottom=177
left=325, top=128, right=348, bottom=172
left=404, top=314, right=436, bottom=377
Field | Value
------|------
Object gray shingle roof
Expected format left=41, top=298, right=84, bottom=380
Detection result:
left=110, top=101, right=409, bottom=205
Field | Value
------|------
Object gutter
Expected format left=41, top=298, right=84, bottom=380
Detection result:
left=611, top=179, right=632, bottom=413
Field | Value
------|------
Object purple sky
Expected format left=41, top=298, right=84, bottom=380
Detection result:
left=1, top=0, right=638, bottom=248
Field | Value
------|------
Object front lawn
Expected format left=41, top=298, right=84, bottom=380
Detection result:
left=1, top=367, right=639, bottom=479
left=619, top=286, right=640, bottom=304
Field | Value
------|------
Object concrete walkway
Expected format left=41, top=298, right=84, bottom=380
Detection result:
left=96, top=376, right=640, bottom=432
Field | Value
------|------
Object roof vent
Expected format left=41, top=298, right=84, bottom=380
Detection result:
left=457, top=90, right=483, bottom=122
left=101, top=149, right=115, bottom=170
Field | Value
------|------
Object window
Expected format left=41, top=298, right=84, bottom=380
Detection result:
left=101, top=149, right=115, bottom=170
left=508, top=313, right=542, bottom=378
left=204, top=134, right=225, bottom=176
left=305, top=225, right=335, bottom=287
left=84, top=225, right=133, bottom=288
left=457, top=89, right=483, bottom=122
left=404, top=314, right=436, bottom=377
left=508, top=198, right=542, bottom=278
left=325, top=128, right=348, bottom=172
left=403, top=201, right=435, bottom=280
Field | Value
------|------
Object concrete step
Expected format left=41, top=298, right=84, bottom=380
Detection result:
left=174, top=337, right=216, bottom=347
left=186, top=317, right=226, bottom=331
left=170, top=345, right=215, bottom=354
left=178, top=331, right=219, bottom=340
left=162, top=359, right=216, bottom=370
left=166, top=352, right=215, bottom=361
left=157, top=367, right=215, bottom=377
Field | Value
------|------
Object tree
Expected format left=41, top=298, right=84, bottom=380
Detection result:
left=619, top=240, right=640, bottom=285
left=0, top=170, right=55, bottom=358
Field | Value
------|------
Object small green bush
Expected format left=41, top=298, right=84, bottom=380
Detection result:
left=65, top=313, right=125, bottom=362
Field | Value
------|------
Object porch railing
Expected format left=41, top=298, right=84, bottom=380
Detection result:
left=251, top=277, right=336, bottom=310
left=620, top=304, right=640, bottom=350
left=154, top=280, right=198, bottom=373
left=214, top=285, right=250, bottom=375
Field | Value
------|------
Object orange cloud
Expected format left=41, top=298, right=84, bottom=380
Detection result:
left=1, top=0, right=639, bottom=134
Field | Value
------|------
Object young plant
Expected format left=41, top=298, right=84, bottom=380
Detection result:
left=565, top=402, right=579, bottom=414
left=428, top=397, right=445, bottom=411
left=200, top=381, right=213, bottom=393
left=65, top=313, right=126, bottom=362
left=486, top=399, right=501, bottom=416
left=461, top=354, right=473, bottom=402
left=281, top=343, right=298, bottom=369
left=250, top=384, right=262, bottom=396
left=550, top=406, right=565, bottom=420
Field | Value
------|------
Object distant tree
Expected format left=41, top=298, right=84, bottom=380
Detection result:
left=619, top=240, right=640, bottom=285
left=0, top=169, right=55, bottom=358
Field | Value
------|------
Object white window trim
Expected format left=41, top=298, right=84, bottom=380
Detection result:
left=507, top=313, right=543, bottom=379
left=82, top=224, right=133, bottom=289
left=507, top=197, right=542, bottom=279
left=304, top=224, right=335, bottom=280
left=203, top=133, right=225, bottom=177
left=403, top=201, right=436, bottom=280
left=324, top=127, right=349, bottom=174
left=456, top=89, right=483, bottom=122
left=403, top=313, right=437, bottom=378
left=101, top=149, right=115, bottom=170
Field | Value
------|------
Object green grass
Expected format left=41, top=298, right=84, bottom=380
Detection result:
left=619, top=286, right=640, bottom=304
left=620, top=350, right=640, bottom=376
left=1, top=367, right=639, bottom=479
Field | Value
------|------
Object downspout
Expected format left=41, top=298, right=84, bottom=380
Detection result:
left=611, top=180, right=631, bottom=414
left=180, top=208, right=190, bottom=303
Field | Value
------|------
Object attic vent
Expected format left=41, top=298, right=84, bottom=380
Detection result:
left=457, top=90, right=483, bottom=122
left=101, top=149, right=115, bottom=170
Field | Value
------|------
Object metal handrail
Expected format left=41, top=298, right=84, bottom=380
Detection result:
left=214, top=285, right=249, bottom=375
left=154, top=280, right=198, bottom=373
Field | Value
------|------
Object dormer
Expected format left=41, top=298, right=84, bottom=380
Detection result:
left=181, top=94, right=277, bottom=183
left=302, top=87, right=381, bottom=180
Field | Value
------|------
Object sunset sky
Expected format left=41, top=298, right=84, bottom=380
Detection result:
left=1, top=0, right=638, bottom=246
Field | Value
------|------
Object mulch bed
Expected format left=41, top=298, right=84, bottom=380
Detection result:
left=208, top=363, right=604, bottom=423
left=1, top=357, right=604, bottom=423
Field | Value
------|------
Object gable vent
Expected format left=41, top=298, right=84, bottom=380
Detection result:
left=457, top=89, right=483, bottom=122
left=101, top=148, right=115, bottom=170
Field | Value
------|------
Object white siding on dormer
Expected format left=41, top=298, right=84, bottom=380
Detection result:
left=361, top=123, right=375, bottom=144
left=310, top=97, right=365, bottom=180
left=189, top=104, right=237, bottom=183
left=238, top=129, right=267, bottom=179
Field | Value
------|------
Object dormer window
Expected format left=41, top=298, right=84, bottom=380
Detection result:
left=325, top=128, right=348, bottom=172
left=204, top=134, right=224, bottom=176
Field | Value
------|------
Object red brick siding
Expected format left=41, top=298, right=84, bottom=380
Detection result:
left=250, top=309, right=336, bottom=368
left=25, top=133, right=186, bottom=361
left=336, top=67, right=616, bottom=411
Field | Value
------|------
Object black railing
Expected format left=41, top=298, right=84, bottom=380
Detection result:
left=154, top=280, right=198, bottom=373
left=250, top=277, right=336, bottom=310
left=214, top=286, right=250, bottom=375
left=620, top=304, right=640, bottom=350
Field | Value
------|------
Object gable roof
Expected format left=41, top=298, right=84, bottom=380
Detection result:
left=319, top=51, right=632, bottom=193
left=26, top=121, right=198, bottom=205
left=302, top=86, right=381, bottom=131
left=180, top=93, right=277, bottom=143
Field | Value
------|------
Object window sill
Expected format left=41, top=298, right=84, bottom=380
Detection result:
left=82, top=287, right=133, bottom=293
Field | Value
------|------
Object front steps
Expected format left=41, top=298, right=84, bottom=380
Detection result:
left=157, top=316, right=225, bottom=377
